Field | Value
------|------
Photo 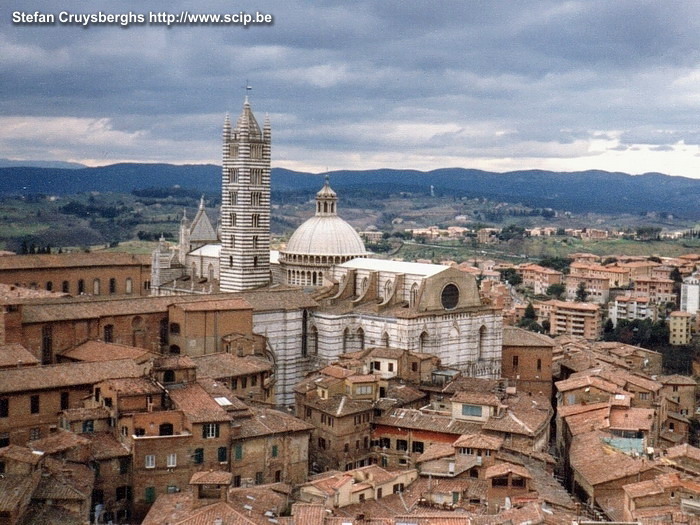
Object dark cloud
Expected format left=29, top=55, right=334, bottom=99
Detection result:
left=2, top=0, right=700, bottom=175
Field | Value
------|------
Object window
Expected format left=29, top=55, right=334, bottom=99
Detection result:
left=234, top=444, right=243, bottom=460
left=251, top=375, right=257, bottom=387
left=231, top=378, right=238, bottom=390
left=104, top=324, right=114, bottom=343
left=272, top=445, right=278, bottom=458
left=109, top=278, right=116, bottom=294
left=144, top=487, right=156, bottom=504
left=411, top=362, right=418, bottom=372
left=252, top=214, right=260, bottom=228
left=639, top=392, right=649, bottom=401
left=116, top=485, right=132, bottom=501
left=78, top=279, right=85, bottom=294
left=388, top=363, right=394, bottom=372
left=461, top=404, right=482, bottom=417
left=275, top=470, right=281, bottom=483
left=170, top=323, right=180, bottom=334
left=356, top=385, right=372, bottom=395
left=203, top=423, right=220, bottom=439
left=125, top=278, right=133, bottom=294
left=373, top=361, right=381, bottom=371
left=230, top=213, right=237, bottom=227
left=134, top=428, right=145, bottom=437
left=537, top=358, right=542, bottom=371
left=119, top=457, right=129, bottom=474
left=251, top=191, right=261, bottom=207
left=218, top=446, right=227, bottom=463
left=163, top=370, right=175, bottom=383
left=30, top=395, right=40, bottom=414
left=412, top=441, right=424, bottom=454
left=46, top=281, right=53, bottom=291
left=145, top=455, right=155, bottom=469
left=104, top=397, right=112, bottom=408
left=41, top=325, right=52, bottom=364
left=233, top=475, right=241, bottom=487
left=82, top=420, right=94, bottom=433
left=393, top=483, right=405, bottom=494
left=229, top=191, right=238, bottom=205
left=62, top=280, right=69, bottom=293
left=512, top=355, right=519, bottom=368
left=0, top=399, right=8, bottom=418
left=167, top=453, right=177, bottom=468
left=396, top=439, right=408, bottom=451
left=30, top=428, right=40, bottom=441
left=241, top=377, right=247, bottom=389
left=0, top=433, right=8, bottom=447
left=251, top=144, right=263, bottom=159
left=159, top=423, right=174, bottom=436
left=193, top=448, right=204, bottom=464
left=255, top=472, right=264, bottom=485
left=379, top=437, right=391, bottom=449
left=250, top=168, right=262, bottom=185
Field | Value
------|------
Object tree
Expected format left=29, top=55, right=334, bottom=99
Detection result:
left=546, top=283, right=566, bottom=299
left=523, top=303, right=537, bottom=320
left=575, top=281, right=589, bottom=302
left=603, top=318, right=615, bottom=340
left=499, top=268, right=522, bottom=287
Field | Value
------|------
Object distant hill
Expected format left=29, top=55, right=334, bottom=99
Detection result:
left=1, top=163, right=699, bottom=218
left=0, top=158, right=86, bottom=169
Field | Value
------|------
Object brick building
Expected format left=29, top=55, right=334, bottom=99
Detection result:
left=0, top=252, right=151, bottom=296
left=500, top=326, right=555, bottom=399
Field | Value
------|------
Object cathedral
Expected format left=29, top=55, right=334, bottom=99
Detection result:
left=151, top=97, right=503, bottom=405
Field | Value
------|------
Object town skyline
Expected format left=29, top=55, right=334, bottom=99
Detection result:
left=3, top=1, right=700, bottom=177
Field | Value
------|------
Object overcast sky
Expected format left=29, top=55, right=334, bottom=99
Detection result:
left=3, top=1, right=700, bottom=176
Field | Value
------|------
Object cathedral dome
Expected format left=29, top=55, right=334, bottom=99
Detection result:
left=284, top=176, right=366, bottom=257
left=285, top=214, right=366, bottom=256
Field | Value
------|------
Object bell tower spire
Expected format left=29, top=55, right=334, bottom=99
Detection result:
left=219, top=96, right=271, bottom=291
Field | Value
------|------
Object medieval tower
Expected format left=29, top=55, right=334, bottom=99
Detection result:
left=219, top=97, right=272, bottom=291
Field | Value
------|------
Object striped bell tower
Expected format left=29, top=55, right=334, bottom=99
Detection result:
left=219, top=97, right=271, bottom=291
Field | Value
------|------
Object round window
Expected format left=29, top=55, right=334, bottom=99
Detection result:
left=441, top=283, right=459, bottom=310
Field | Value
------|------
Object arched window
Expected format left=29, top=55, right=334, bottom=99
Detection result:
left=477, top=325, right=487, bottom=361
left=410, top=283, right=419, bottom=308
left=343, top=328, right=351, bottom=353
left=361, top=277, right=369, bottom=294
left=301, top=310, right=308, bottom=357
left=419, top=331, right=429, bottom=352
left=384, top=280, right=393, bottom=301
left=310, top=325, right=319, bottom=355
left=324, top=202, right=328, bottom=213
left=93, top=279, right=100, bottom=295
left=312, top=272, right=317, bottom=285
left=381, top=332, right=389, bottom=348
left=357, top=328, right=365, bottom=350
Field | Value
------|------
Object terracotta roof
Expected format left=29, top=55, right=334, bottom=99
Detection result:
left=562, top=406, right=611, bottom=436
left=190, top=470, right=233, bottom=485
left=291, top=503, right=327, bottom=525
left=502, top=326, right=555, bottom=347
left=143, top=494, right=259, bottom=525
left=168, top=382, right=231, bottom=423
left=484, top=462, right=531, bottom=479
left=21, top=288, right=317, bottom=324
left=0, top=359, right=144, bottom=393
left=59, top=340, right=154, bottom=362
left=99, top=376, right=162, bottom=396
left=569, top=431, right=655, bottom=486
left=450, top=391, right=501, bottom=406
left=0, top=252, right=150, bottom=270
left=453, top=433, right=504, bottom=450
left=415, top=443, right=456, bottom=464
left=196, top=377, right=253, bottom=417
left=608, top=407, right=655, bottom=432
left=482, top=395, right=552, bottom=437
left=154, top=355, right=197, bottom=370
left=665, top=443, right=700, bottom=463
left=659, top=374, right=697, bottom=386
left=61, top=406, right=110, bottom=422
left=366, top=347, right=405, bottom=359
left=0, top=343, right=39, bottom=368
left=0, top=476, right=36, bottom=514
left=29, top=430, right=90, bottom=455
left=555, top=374, right=625, bottom=395
left=174, top=298, right=251, bottom=311
left=192, top=353, right=272, bottom=379
left=0, top=444, right=44, bottom=465
left=85, top=432, right=131, bottom=460
left=231, top=407, right=313, bottom=440
left=375, top=409, right=482, bottom=435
